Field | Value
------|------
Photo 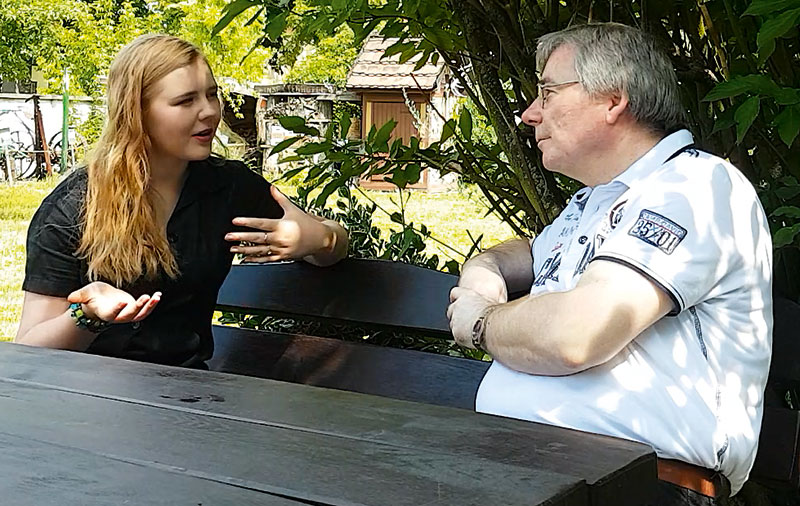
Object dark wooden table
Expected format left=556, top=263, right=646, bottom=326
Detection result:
left=0, top=342, right=657, bottom=505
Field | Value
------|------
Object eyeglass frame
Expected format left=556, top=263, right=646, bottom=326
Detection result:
left=536, top=79, right=581, bottom=108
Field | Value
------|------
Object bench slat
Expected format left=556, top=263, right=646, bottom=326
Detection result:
left=209, top=325, right=490, bottom=410
left=216, top=259, right=457, bottom=336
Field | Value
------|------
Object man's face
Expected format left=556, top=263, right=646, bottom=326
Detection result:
left=521, top=45, right=610, bottom=183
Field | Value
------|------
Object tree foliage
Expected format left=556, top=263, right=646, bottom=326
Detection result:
left=218, top=0, right=800, bottom=298
left=0, top=0, right=273, bottom=96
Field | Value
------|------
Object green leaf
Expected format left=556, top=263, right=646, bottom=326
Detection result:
left=383, top=40, right=413, bottom=59
left=756, top=38, right=776, bottom=68
left=776, top=186, right=800, bottom=199
left=212, top=0, right=259, bottom=37
left=269, top=136, right=303, bottom=156
left=734, top=96, right=760, bottom=144
left=279, top=167, right=305, bottom=180
left=703, top=75, right=781, bottom=102
left=772, top=206, right=800, bottom=218
left=266, top=11, right=288, bottom=41
left=278, top=116, right=320, bottom=136
left=279, top=116, right=306, bottom=130
left=440, top=119, right=456, bottom=143
left=711, top=111, right=736, bottom=135
left=295, top=141, right=333, bottom=155
left=278, top=155, right=304, bottom=163
left=398, top=47, right=418, bottom=65
left=339, top=112, right=352, bottom=139
left=373, top=120, right=397, bottom=151
left=406, top=163, right=422, bottom=184
left=744, top=0, right=800, bottom=16
left=775, top=105, right=800, bottom=147
left=459, top=108, right=473, bottom=140
left=775, top=88, right=800, bottom=105
left=756, top=8, right=800, bottom=55
left=444, top=260, right=460, bottom=275
left=314, top=176, right=348, bottom=207
left=413, top=51, right=431, bottom=71
left=774, top=224, right=800, bottom=247
left=390, top=212, right=404, bottom=224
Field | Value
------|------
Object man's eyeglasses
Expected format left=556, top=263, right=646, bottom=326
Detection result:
left=537, top=80, right=581, bottom=108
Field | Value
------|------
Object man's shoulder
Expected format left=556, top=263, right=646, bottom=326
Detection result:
left=636, top=147, right=755, bottom=199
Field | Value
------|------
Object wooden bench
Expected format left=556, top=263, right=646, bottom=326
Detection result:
left=209, top=258, right=800, bottom=490
left=209, top=259, right=489, bottom=410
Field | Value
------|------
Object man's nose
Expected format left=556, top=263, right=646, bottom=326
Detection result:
left=520, top=98, right=542, bottom=127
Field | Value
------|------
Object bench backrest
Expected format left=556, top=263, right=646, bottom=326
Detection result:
left=215, top=259, right=454, bottom=336
left=750, top=296, right=800, bottom=488
left=209, top=259, right=489, bottom=409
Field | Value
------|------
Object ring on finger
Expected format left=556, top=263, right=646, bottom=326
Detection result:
left=266, top=247, right=272, bottom=256
left=263, top=232, right=269, bottom=243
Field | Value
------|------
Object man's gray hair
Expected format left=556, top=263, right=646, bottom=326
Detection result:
left=537, top=23, right=686, bottom=134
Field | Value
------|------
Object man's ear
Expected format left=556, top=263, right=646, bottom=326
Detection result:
left=605, top=91, right=629, bottom=125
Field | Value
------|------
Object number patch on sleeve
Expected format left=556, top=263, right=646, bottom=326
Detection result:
left=628, top=210, right=686, bottom=255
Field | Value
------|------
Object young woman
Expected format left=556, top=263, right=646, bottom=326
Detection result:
left=15, top=34, right=348, bottom=366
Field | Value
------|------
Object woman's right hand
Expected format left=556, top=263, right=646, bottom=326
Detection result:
left=67, top=282, right=161, bottom=323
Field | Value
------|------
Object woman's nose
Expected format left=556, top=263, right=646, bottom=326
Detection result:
left=199, top=97, right=220, bottom=121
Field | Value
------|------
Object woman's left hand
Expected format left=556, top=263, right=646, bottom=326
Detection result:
left=226, top=185, right=335, bottom=263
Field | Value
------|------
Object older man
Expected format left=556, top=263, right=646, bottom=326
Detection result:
left=447, top=23, right=772, bottom=504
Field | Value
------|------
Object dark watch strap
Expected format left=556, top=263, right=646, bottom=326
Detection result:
left=471, top=307, right=494, bottom=350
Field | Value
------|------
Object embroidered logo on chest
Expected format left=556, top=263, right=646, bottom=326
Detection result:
left=609, top=200, right=628, bottom=230
left=628, top=210, right=687, bottom=255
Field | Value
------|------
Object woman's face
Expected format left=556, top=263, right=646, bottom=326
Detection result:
left=143, top=59, right=220, bottom=170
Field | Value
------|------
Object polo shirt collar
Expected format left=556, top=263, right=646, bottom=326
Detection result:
left=612, top=129, right=694, bottom=188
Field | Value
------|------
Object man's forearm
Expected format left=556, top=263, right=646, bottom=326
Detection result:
left=481, top=261, right=673, bottom=376
left=462, top=238, right=534, bottom=295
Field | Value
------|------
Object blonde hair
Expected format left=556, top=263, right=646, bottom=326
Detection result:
left=78, top=34, right=207, bottom=286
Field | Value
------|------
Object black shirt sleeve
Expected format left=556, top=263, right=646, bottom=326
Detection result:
left=22, top=172, right=87, bottom=297
left=226, top=160, right=284, bottom=220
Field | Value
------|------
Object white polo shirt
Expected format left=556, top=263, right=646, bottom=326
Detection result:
left=476, top=130, right=773, bottom=494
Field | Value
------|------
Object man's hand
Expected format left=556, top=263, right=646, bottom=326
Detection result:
left=67, top=282, right=161, bottom=323
left=226, top=186, right=334, bottom=262
left=457, top=263, right=508, bottom=304
left=447, top=286, right=494, bottom=348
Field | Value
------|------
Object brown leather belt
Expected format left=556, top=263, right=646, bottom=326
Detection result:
left=657, top=458, right=726, bottom=498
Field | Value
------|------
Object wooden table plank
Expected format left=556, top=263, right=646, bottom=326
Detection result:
left=0, top=343, right=655, bottom=505
left=0, top=376, right=588, bottom=506
left=0, top=432, right=305, bottom=505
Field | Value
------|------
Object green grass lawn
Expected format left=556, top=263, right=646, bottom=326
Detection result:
left=0, top=177, right=516, bottom=341
left=0, top=178, right=60, bottom=340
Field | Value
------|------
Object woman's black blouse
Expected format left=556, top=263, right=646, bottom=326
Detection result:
left=23, top=158, right=283, bottom=366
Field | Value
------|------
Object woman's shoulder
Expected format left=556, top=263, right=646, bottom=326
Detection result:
left=36, top=168, right=88, bottom=219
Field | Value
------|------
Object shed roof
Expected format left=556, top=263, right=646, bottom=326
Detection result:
left=346, top=36, right=445, bottom=91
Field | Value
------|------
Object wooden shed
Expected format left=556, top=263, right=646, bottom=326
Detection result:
left=346, top=35, right=459, bottom=191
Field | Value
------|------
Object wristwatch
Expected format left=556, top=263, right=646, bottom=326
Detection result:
left=471, top=307, right=493, bottom=351
left=69, top=302, right=111, bottom=333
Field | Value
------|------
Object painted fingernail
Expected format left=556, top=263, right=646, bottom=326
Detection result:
left=225, top=234, right=234, bottom=240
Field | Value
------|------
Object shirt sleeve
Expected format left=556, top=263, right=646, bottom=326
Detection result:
left=228, top=161, right=284, bottom=219
left=591, top=162, right=742, bottom=314
left=22, top=186, right=85, bottom=297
